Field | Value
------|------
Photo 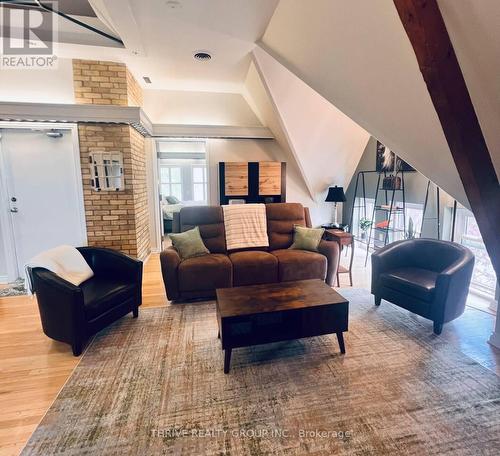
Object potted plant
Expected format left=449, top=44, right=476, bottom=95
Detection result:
left=359, top=217, right=372, bottom=239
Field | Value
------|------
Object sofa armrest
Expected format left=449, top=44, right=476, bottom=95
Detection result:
left=317, top=239, right=340, bottom=286
left=160, top=247, right=182, bottom=300
left=31, top=268, right=86, bottom=345
left=433, top=252, right=475, bottom=323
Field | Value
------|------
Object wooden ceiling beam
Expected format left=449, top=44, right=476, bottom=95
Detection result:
left=394, top=0, right=500, bottom=281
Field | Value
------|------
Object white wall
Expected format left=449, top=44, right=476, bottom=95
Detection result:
left=438, top=0, right=500, bottom=181
left=0, top=58, right=75, bottom=103
left=206, top=138, right=329, bottom=226
left=143, top=90, right=263, bottom=126
left=244, top=62, right=331, bottom=225
left=252, top=47, right=370, bottom=204
left=260, top=0, right=469, bottom=207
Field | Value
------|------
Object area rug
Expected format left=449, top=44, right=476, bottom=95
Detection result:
left=0, top=278, right=27, bottom=297
left=21, top=289, right=500, bottom=455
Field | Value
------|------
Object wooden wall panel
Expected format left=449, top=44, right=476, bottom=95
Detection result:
left=259, top=161, right=282, bottom=195
left=224, top=162, right=248, bottom=196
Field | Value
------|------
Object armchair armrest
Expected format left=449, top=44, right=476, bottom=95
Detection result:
left=77, top=247, right=142, bottom=284
left=30, top=268, right=86, bottom=346
left=433, top=251, right=475, bottom=323
left=160, top=247, right=182, bottom=300
left=317, top=239, right=340, bottom=286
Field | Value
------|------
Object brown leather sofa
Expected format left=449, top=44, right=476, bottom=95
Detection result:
left=160, top=203, right=340, bottom=301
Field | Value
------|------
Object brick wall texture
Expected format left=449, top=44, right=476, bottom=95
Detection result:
left=74, top=59, right=150, bottom=260
left=73, top=60, right=128, bottom=105
left=127, top=68, right=143, bottom=107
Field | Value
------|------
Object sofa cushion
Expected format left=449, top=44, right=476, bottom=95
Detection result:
left=229, top=251, right=278, bottom=286
left=380, top=267, right=438, bottom=302
left=169, top=226, right=209, bottom=260
left=81, top=277, right=136, bottom=320
left=290, top=225, right=325, bottom=252
left=266, top=203, right=307, bottom=250
left=272, top=249, right=327, bottom=282
left=178, top=206, right=226, bottom=253
left=178, top=254, right=232, bottom=292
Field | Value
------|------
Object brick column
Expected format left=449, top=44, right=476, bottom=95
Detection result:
left=73, top=59, right=150, bottom=259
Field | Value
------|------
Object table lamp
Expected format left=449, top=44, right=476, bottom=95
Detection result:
left=325, top=186, right=346, bottom=229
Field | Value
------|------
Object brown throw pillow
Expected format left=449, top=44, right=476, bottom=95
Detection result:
left=169, top=227, right=209, bottom=260
left=289, top=225, right=325, bottom=252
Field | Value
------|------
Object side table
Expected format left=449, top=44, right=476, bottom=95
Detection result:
left=324, top=229, right=354, bottom=287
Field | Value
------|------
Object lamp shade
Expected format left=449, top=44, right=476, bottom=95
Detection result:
left=325, top=186, right=346, bottom=202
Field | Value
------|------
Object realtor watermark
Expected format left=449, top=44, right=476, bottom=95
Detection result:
left=0, top=1, right=58, bottom=69
left=151, top=427, right=353, bottom=441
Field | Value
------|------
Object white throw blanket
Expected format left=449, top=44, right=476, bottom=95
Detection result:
left=222, top=203, right=269, bottom=250
left=25, top=245, right=94, bottom=292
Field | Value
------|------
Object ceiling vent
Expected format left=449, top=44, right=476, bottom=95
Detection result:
left=194, top=51, right=212, bottom=61
left=143, top=76, right=152, bottom=84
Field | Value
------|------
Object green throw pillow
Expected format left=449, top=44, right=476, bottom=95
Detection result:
left=289, top=225, right=325, bottom=252
left=170, top=227, right=210, bottom=260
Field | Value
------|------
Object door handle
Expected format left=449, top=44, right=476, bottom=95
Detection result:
left=10, top=207, right=18, bottom=213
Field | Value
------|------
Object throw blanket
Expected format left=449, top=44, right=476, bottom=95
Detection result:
left=25, top=245, right=94, bottom=293
left=222, top=203, right=269, bottom=250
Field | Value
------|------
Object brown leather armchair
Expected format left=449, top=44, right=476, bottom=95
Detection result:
left=371, top=238, right=474, bottom=334
left=29, top=247, right=143, bottom=356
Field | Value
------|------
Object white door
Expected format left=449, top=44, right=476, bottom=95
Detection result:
left=0, top=127, right=86, bottom=278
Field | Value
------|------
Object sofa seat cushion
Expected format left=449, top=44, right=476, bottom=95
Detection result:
left=229, top=251, right=278, bottom=286
left=380, top=267, right=438, bottom=302
left=271, top=249, right=327, bottom=282
left=81, top=277, right=136, bottom=320
left=178, top=254, right=232, bottom=292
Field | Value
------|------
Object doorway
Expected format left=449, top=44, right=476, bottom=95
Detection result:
left=156, top=139, right=208, bottom=244
left=0, top=123, right=86, bottom=281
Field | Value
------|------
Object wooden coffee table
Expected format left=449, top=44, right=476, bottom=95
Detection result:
left=216, top=279, right=349, bottom=373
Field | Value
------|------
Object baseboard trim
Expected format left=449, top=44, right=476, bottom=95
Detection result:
left=488, top=331, right=500, bottom=350
left=0, top=275, right=8, bottom=284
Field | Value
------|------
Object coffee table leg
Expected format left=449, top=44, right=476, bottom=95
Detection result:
left=224, top=348, right=232, bottom=374
left=336, top=332, right=346, bottom=354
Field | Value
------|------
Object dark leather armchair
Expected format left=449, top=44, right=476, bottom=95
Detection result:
left=371, top=238, right=474, bottom=334
left=29, top=247, right=143, bottom=356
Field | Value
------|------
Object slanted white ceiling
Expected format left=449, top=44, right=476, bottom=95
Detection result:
left=251, top=47, right=369, bottom=201
left=143, top=90, right=262, bottom=126
left=260, top=0, right=472, bottom=206
left=437, top=0, right=500, bottom=182
left=86, top=0, right=279, bottom=92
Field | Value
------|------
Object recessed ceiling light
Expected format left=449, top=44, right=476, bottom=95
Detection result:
left=165, top=0, right=182, bottom=8
left=194, top=51, right=212, bottom=61
left=143, top=76, right=152, bottom=84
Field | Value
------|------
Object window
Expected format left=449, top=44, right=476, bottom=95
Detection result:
left=454, top=207, right=496, bottom=298
left=157, top=140, right=208, bottom=205
left=393, top=202, right=423, bottom=238
left=89, top=151, right=123, bottom=191
left=160, top=166, right=182, bottom=201
left=192, top=166, right=208, bottom=202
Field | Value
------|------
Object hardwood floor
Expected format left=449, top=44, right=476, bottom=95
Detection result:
left=0, top=255, right=167, bottom=456
left=0, top=250, right=498, bottom=455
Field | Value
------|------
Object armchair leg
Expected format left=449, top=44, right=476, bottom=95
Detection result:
left=433, top=321, right=443, bottom=335
left=374, top=296, right=381, bottom=306
left=133, top=307, right=139, bottom=318
left=72, top=341, right=82, bottom=357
